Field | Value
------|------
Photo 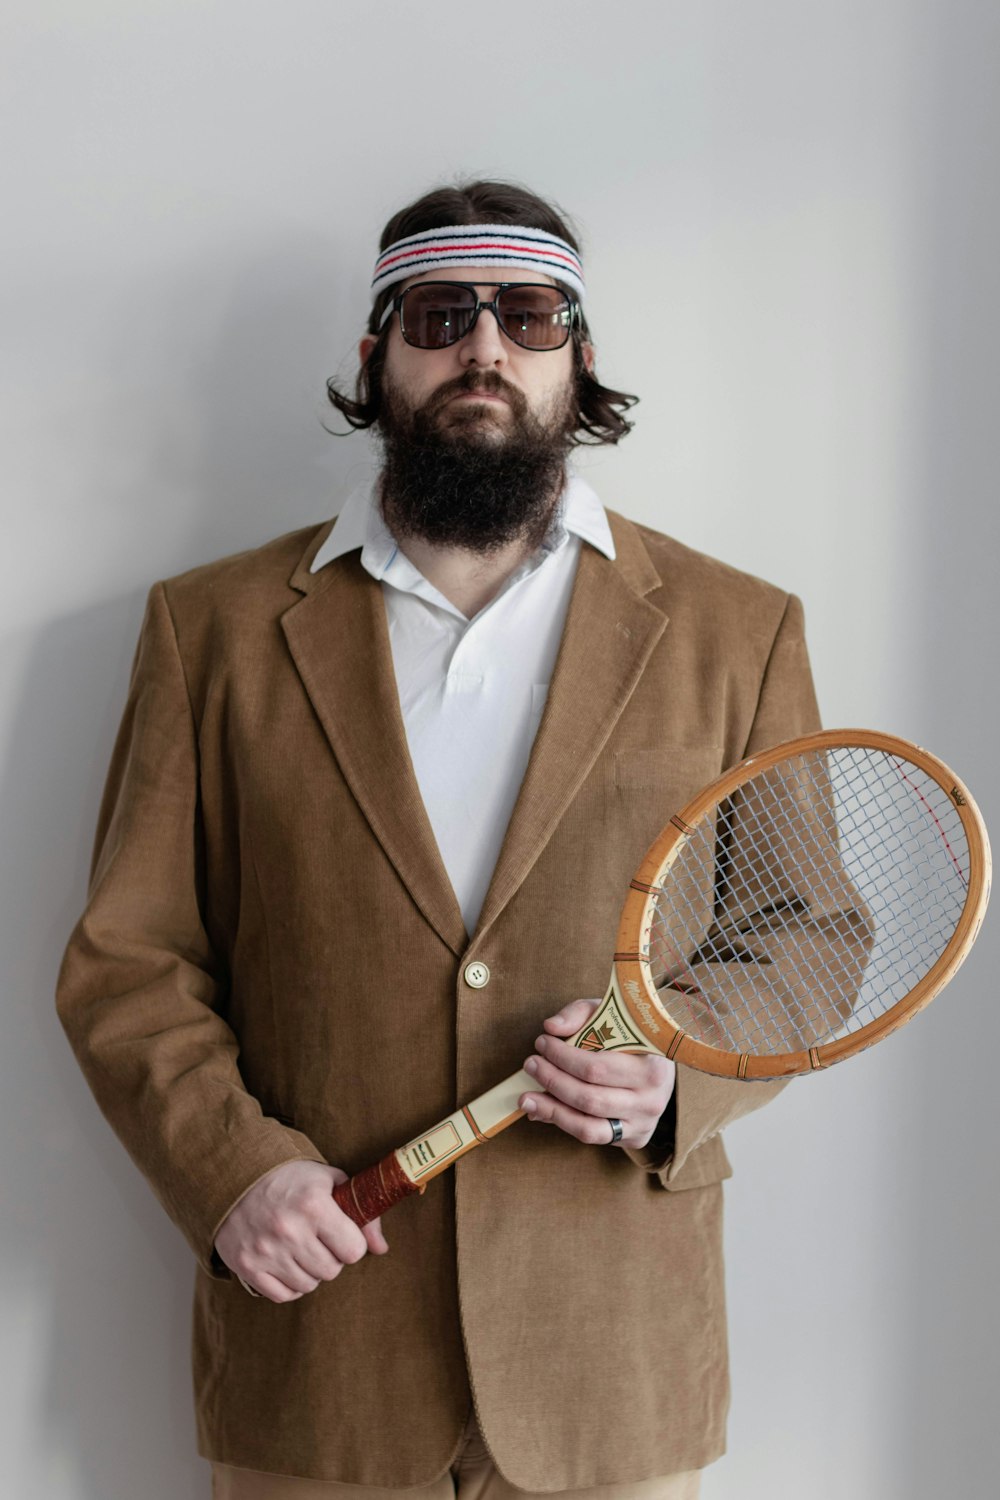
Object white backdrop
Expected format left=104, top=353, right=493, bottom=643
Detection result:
left=2, top=3, right=997, bottom=1497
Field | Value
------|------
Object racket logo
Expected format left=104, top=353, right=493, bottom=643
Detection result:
left=950, top=785, right=967, bottom=807
left=579, top=1021, right=617, bottom=1051
left=624, top=978, right=663, bottom=1038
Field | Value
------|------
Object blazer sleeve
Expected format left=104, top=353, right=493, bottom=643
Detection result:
left=625, top=591, right=821, bottom=1184
left=55, top=582, right=329, bottom=1278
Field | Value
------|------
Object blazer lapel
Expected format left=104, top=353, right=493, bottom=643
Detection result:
left=473, top=512, right=668, bottom=942
left=281, top=538, right=466, bottom=957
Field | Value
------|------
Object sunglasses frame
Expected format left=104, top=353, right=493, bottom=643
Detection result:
left=378, top=280, right=581, bottom=352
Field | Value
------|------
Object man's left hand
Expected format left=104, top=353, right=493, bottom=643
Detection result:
left=518, top=998, right=675, bottom=1149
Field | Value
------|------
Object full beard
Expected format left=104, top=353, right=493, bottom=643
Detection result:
left=375, top=367, right=576, bottom=556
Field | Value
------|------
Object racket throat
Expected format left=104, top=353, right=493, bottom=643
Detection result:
left=572, top=974, right=657, bottom=1054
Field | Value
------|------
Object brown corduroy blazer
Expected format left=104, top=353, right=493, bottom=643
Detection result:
left=56, top=508, right=820, bottom=1491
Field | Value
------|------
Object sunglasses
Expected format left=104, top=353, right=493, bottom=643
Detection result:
left=378, top=281, right=579, bottom=352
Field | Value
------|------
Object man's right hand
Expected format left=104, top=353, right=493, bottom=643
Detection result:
left=214, top=1159, right=389, bottom=1303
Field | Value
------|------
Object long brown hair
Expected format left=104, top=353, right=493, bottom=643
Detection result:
left=326, top=180, right=639, bottom=446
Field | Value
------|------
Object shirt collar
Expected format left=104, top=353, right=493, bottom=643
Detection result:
left=309, top=466, right=616, bottom=576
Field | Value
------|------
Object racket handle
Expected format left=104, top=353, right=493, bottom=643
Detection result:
left=332, top=1152, right=425, bottom=1227
left=331, top=1069, right=538, bottom=1225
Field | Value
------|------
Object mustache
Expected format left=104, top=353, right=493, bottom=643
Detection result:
left=422, top=369, right=527, bottom=420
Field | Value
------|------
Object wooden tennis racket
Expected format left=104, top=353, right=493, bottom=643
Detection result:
left=332, top=729, right=990, bottom=1227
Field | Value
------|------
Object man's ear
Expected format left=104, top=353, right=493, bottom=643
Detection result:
left=580, top=340, right=596, bottom=375
left=359, top=333, right=378, bottom=367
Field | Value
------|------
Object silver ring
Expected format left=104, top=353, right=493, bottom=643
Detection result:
left=607, top=1118, right=623, bottom=1145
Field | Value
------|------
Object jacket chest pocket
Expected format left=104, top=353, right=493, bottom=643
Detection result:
left=602, top=744, right=724, bottom=871
left=612, top=744, right=724, bottom=796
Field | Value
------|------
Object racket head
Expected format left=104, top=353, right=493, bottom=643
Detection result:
left=612, top=730, right=991, bottom=1079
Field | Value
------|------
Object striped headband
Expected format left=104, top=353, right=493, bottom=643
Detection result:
left=371, top=223, right=585, bottom=304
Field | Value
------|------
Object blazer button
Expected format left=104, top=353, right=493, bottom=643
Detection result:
left=463, top=961, right=490, bottom=989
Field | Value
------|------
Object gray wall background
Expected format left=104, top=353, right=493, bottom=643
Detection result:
left=1, top=3, right=996, bottom=1496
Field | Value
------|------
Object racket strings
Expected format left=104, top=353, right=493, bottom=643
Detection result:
left=649, top=760, right=873, bottom=1052
left=645, top=747, right=970, bottom=1055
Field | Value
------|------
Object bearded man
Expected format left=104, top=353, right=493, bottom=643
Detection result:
left=56, top=180, right=821, bottom=1499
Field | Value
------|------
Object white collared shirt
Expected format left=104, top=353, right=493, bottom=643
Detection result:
left=310, top=471, right=616, bottom=935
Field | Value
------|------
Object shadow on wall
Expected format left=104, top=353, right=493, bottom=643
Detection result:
left=73, top=235, right=374, bottom=577
left=3, top=596, right=207, bottom=1499
left=143, top=237, right=376, bottom=553
left=899, top=8, right=1000, bottom=1498
left=3, top=243, right=374, bottom=1497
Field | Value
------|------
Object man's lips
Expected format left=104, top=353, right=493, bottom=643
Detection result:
left=449, top=390, right=508, bottom=404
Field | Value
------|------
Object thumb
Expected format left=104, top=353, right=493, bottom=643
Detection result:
left=363, top=1217, right=390, bottom=1255
left=329, top=1166, right=390, bottom=1251
left=543, top=997, right=601, bottom=1036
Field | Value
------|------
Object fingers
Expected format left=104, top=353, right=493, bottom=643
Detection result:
left=254, top=1274, right=304, bottom=1303
left=520, top=1003, right=676, bottom=1150
left=541, top=997, right=601, bottom=1036
left=519, top=1079, right=666, bottom=1150
left=246, top=1266, right=317, bottom=1304
left=234, top=1218, right=350, bottom=1302
left=520, top=1091, right=625, bottom=1146
left=362, top=1219, right=390, bottom=1255
left=329, top=1167, right=390, bottom=1256
left=222, top=1161, right=389, bottom=1303
left=524, top=1051, right=640, bottom=1122
left=520, top=1068, right=655, bottom=1148
left=530, top=1028, right=674, bottom=1095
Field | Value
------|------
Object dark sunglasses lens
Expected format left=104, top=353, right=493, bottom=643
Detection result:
left=497, top=286, right=572, bottom=348
left=400, top=285, right=477, bottom=348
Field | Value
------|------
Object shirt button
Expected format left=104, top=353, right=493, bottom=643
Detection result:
left=464, top=961, right=491, bottom=989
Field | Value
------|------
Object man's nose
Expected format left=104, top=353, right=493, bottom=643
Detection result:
left=458, top=300, right=509, bottom=367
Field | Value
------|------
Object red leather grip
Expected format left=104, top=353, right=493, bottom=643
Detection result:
left=332, top=1153, right=424, bottom=1226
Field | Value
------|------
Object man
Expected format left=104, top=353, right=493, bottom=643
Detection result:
left=56, top=180, right=820, bottom=1498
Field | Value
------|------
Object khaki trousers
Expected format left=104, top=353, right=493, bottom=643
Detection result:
left=210, top=1407, right=702, bottom=1500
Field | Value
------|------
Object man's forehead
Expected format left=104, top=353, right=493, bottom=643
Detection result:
left=400, top=264, right=558, bottom=293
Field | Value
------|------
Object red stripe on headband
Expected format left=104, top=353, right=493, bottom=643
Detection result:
left=375, top=239, right=581, bottom=274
